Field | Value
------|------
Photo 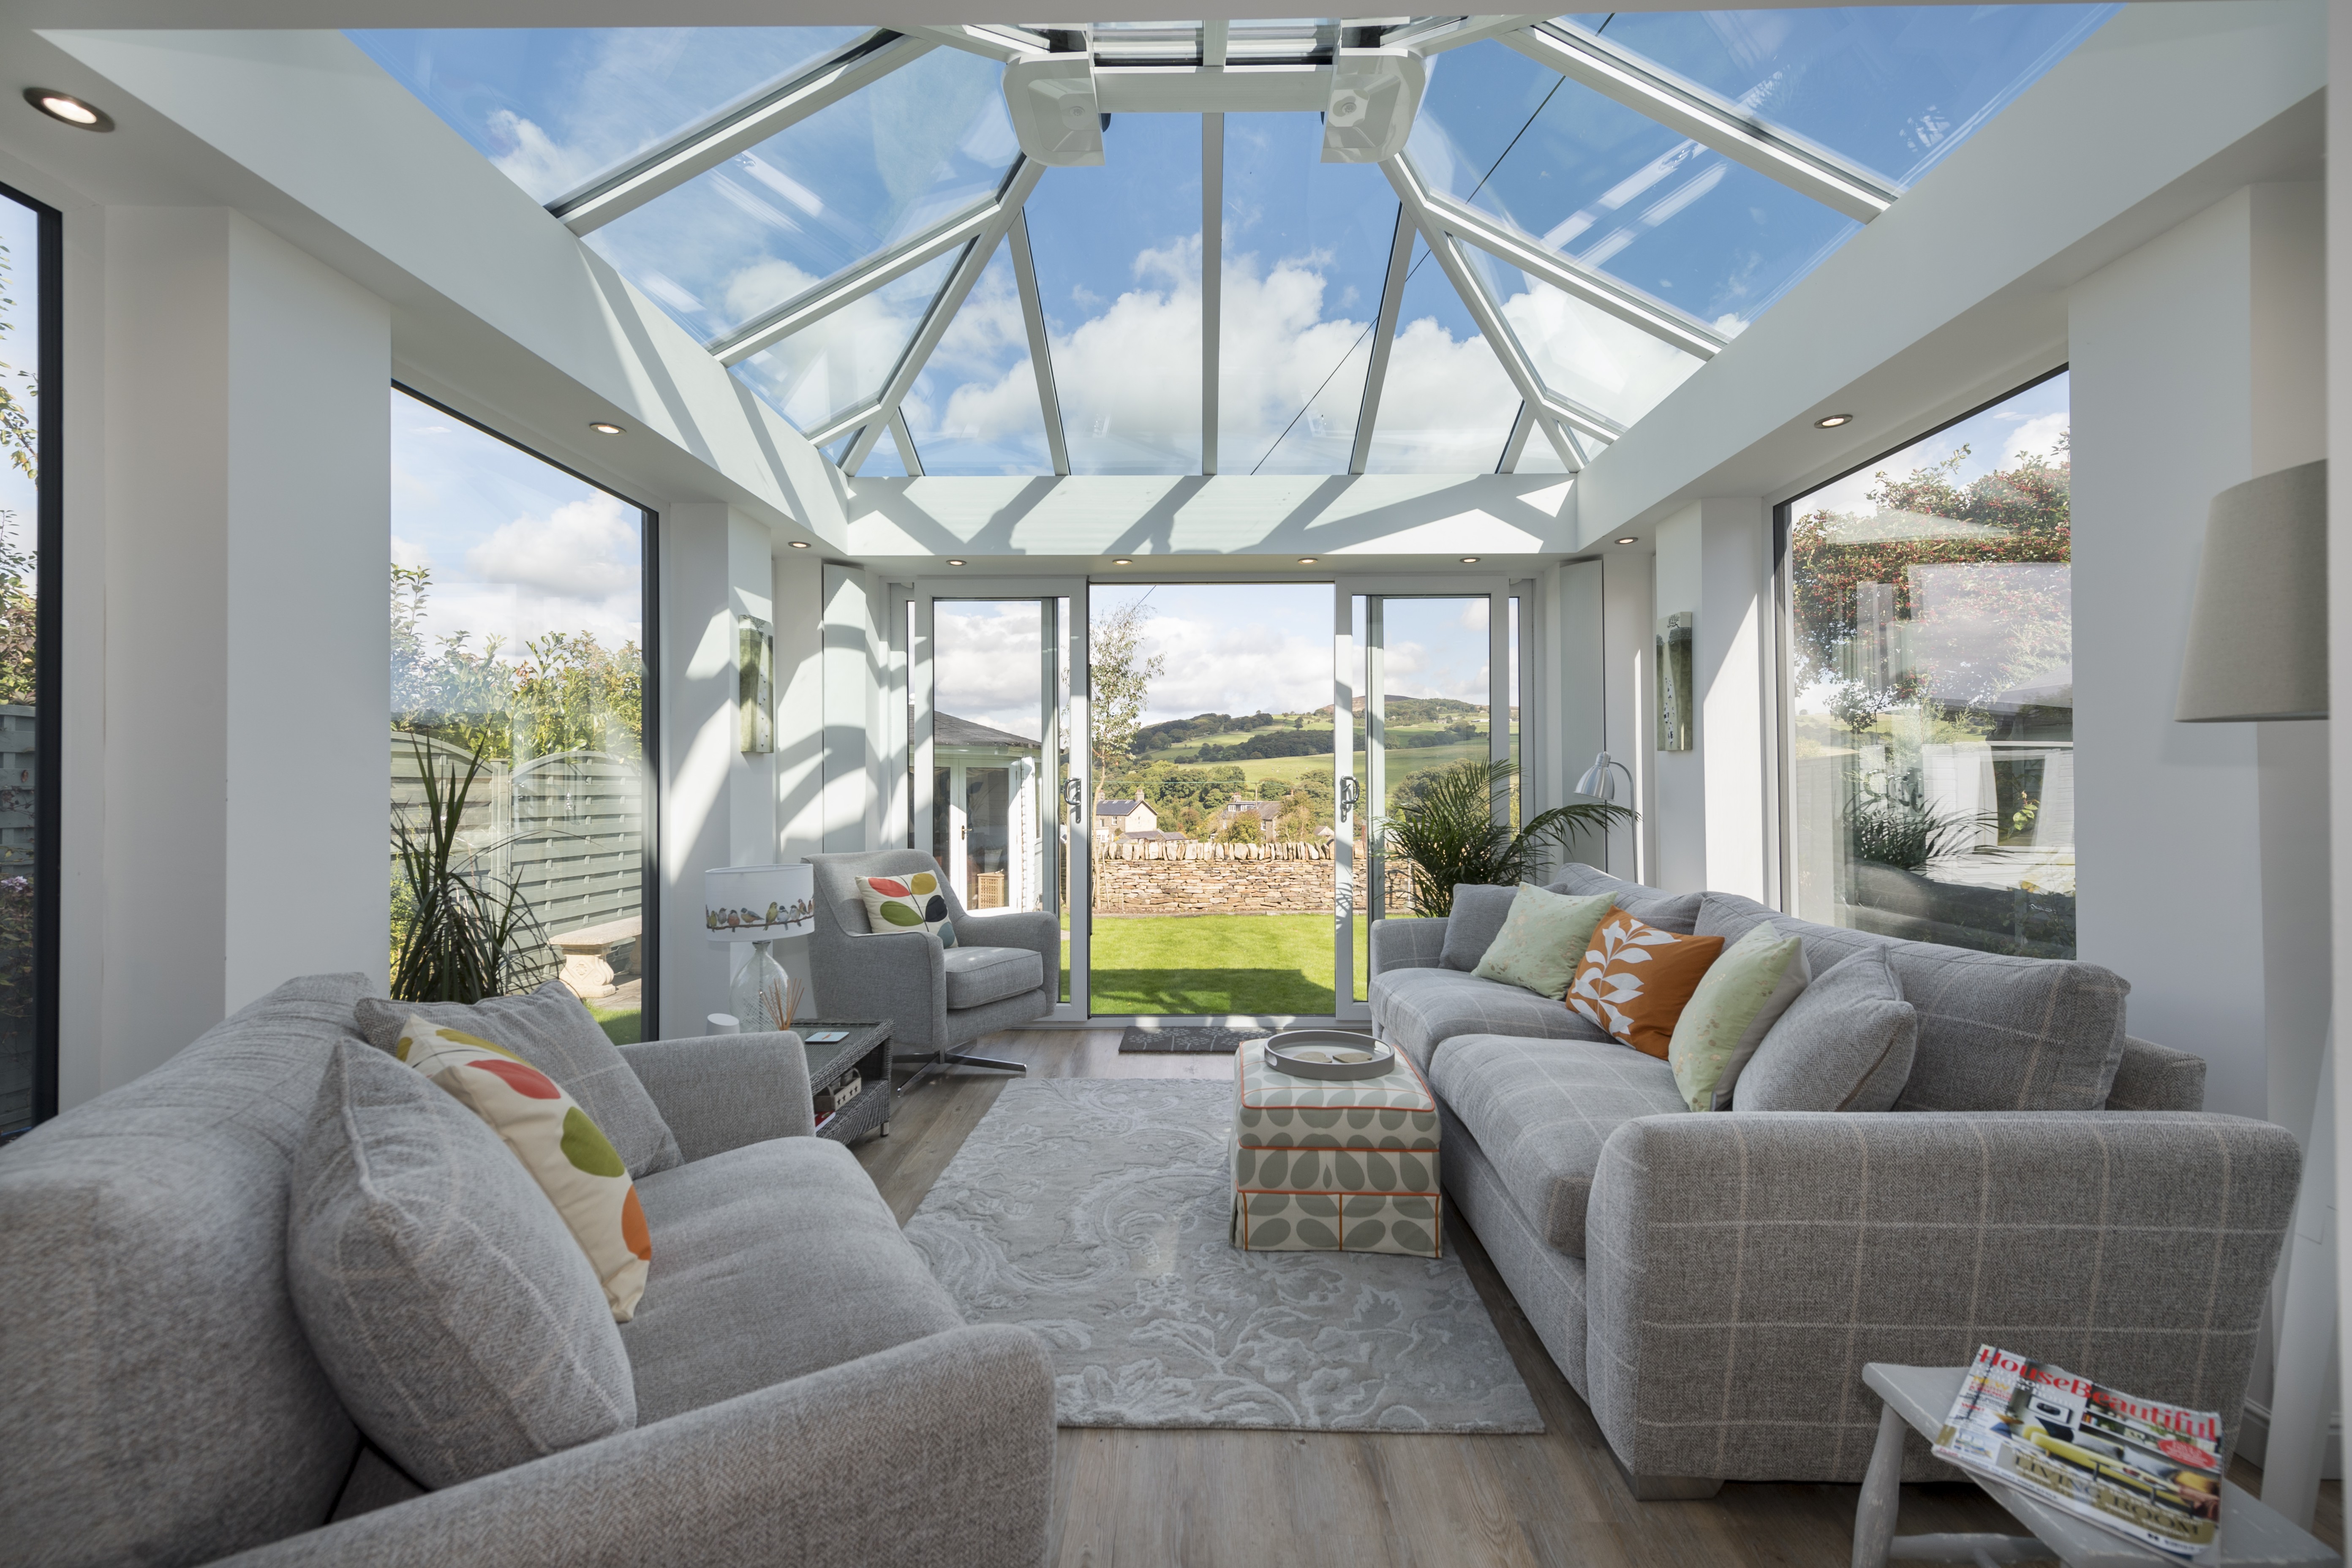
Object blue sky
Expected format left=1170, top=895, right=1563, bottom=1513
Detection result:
left=389, top=389, right=644, bottom=664
left=352, top=12, right=2112, bottom=477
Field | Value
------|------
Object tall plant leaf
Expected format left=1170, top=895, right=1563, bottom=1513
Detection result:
left=1376, top=760, right=1636, bottom=916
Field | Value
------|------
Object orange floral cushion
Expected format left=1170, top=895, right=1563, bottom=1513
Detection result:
left=1566, top=909, right=1726, bottom=1059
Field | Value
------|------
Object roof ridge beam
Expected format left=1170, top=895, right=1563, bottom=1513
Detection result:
left=843, top=158, right=1051, bottom=473
left=708, top=192, right=1007, bottom=366
left=1504, top=21, right=1898, bottom=224
left=550, top=30, right=934, bottom=234
left=1397, top=154, right=1726, bottom=360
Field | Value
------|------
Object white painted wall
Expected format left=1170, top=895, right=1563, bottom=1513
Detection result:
left=1598, top=545, right=1653, bottom=882
left=656, top=503, right=781, bottom=1040
left=2068, top=185, right=2326, bottom=1122
left=1647, top=499, right=1770, bottom=897
left=90, top=207, right=388, bottom=1098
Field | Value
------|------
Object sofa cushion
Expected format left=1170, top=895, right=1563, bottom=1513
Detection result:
left=1429, top=1035, right=1685, bottom=1257
left=622, top=1137, right=964, bottom=1424
left=1697, top=892, right=2129, bottom=1112
left=289, top=1041, right=636, bottom=1489
left=1549, top=863, right=1703, bottom=934
left=1440, top=884, right=1518, bottom=970
left=944, top=945, right=1044, bottom=1010
left=1667, top=923, right=1810, bottom=1111
left=357, top=982, right=683, bottom=1178
left=0, top=974, right=376, bottom=1568
left=1733, top=947, right=1918, bottom=1112
left=1565, top=910, right=1726, bottom=1058
left=1373, top=965, right=1613, bottom=1074
left=1473, top=886, right=1615, bottom=1000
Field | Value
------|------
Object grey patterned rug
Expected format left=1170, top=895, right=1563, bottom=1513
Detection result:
left=1116, top=1025, right=1274, bottom=1053
left=904, top=1078, right=1543, bottom=1434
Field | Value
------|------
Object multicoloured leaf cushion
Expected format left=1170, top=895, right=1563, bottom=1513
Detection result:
left=854, top=872, right=958, bottom=947
left=1665, top=923, right=1810, bottom=1110
left=1469, top=884, right=1616, bottom=999
left=1566, top=909, right=1726, bottom=1059
left=394, top=1015, right=653, bottom=1322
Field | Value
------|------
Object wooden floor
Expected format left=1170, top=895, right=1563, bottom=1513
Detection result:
left=854, top=1029, right=2344, bottom=1568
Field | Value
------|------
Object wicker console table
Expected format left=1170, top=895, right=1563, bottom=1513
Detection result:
left=803, top=1021, right=892, bottom=1145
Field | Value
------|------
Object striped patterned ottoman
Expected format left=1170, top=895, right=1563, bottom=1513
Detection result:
left=1228, top=1039, right=1443, bottom=1257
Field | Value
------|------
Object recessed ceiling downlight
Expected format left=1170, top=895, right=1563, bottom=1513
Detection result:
left=1616, top=536, right=1639, bottom=545
left=588, top=421, right=624, bottom=436
left=788, top=539, right=810, bottom=549
left=1112, top=557, right=1132, bottom=566
left=1297, top=557, right=1318, bottom=566
left=26, top=89, right=111, bottom=131
left=1459, top=556, right=1481, bottom=564
left=1815, top=413, right=1854, bottom=429
left=947, top=558, right=967, bottom=567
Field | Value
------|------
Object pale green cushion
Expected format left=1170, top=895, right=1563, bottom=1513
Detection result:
left=1666, top=923, right=1810, bottom=1111
left=1469, top=885, right=1615, bottom=1000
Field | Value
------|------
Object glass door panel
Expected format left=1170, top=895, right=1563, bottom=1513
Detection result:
left=911, top=581, right=1085, bottom=1016
left=1336, top=577, right=1510, bottom=1016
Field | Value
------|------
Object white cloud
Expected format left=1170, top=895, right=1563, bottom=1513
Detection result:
left=466, top=491, right=640, bottom=601
left=390, top=533, right=429, bottom=571
left=2003, top=411, right=2069, bottom=466
left=934, top=602, right=1046, bottom=738
left=487, top=109, right=604, bottom=205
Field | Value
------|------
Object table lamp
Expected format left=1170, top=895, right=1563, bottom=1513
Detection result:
left=703, top=863, right=814, bottom=1032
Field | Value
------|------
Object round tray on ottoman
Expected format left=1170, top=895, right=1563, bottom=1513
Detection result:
left=1262, top=1030, right=1397, bottom=1081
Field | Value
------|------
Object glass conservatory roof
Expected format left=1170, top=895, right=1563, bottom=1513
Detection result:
left=350, top=8, right=2115, bottom=480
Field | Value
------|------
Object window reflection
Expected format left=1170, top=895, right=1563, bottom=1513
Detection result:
left=1784, top=372, right=2074, bottom=956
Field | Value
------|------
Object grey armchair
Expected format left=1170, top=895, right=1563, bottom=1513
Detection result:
left=807, top=850, right=1056, bottom=1078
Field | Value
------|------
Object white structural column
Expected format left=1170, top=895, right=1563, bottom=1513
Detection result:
left=820, top=563, right=888, bottom=857
left=657, top=504, right=781, bottom=1038
left=86, top=208, right=389, bottom=1099
left=2070, top=184, right=2325, bottom=1127
left=1647, top=499, right=1768, bottom=898
left=1551, top=558, right=1609, bottom=868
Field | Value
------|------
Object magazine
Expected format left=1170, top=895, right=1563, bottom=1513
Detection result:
left=1933, top=1345, right=2223, bottom=1562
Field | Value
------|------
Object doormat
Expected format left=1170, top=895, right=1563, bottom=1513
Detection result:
left=1117, top=1026, right=1276, bottom=1054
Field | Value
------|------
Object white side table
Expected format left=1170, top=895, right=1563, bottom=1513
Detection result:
left=1855, top=1364, right=2341, bottom=1568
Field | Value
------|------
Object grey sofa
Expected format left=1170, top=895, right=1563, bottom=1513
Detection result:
left=0, top=972, right=1055, bottom=1568
left=808, top=849, right=1058, bottom=1074
left=1369, top=866, right=2300, bottom=1495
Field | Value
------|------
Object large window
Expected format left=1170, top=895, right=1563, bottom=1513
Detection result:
left=1782, top=373, right=2073, bottom=956
left=388, top=389, right=656, bottom=1040
left=0, top=185, right=54, bottom=1139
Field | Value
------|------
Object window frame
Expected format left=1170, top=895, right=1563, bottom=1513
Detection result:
left=387, top=382, right=662, bottom=1037
left=1770, top=363, right=2070, bottom=917
left=0, top=177, right=61, bottom=1137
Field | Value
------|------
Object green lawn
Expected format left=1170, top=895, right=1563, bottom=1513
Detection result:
left=1059, top=911, right=1418, bottom=1015
left=588, top=1006, right=640, bottom=1045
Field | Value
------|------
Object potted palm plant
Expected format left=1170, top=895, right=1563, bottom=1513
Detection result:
left=1377, top=759, right=1636, bottom=917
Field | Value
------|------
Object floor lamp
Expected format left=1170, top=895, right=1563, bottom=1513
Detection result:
left=2176, top=457, right=2331, bottom=1525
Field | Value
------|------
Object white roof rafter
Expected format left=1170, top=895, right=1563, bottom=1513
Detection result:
left=898, top=22, right=1053, bottom=63
left=1348, top=205, right=1417, bottom=476
left=1503, top=20, right=1899, bottom=224
left=1380, top=15, right=1549, bottom=58
left=843, top=158, right=1051, bottom=472
left=1008, top=210, right=1072, bottom=476
left=548, top=30, right=935, bottom=234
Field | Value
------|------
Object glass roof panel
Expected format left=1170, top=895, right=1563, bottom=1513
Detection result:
left=1458, top=245, right=1705, bottom=427
left=582, top=46, right=1015, bottom=341
left=1576, top=6, right=2120, bottom=188
left=1515, top=415, right=1574, bottom=474
left=904, top=241, right=1056, bottom=475
left=1412, top=41, right=1861, bottom=334
left=1220, top=113, right=1397, bottom=475
left=1364, top=237, right=1518, bottom=474
left=729, top=248, right=957, bottom=433
left=1025, top=115, right=1204, bottom=475
left=346, top=27, right=867, bottom=204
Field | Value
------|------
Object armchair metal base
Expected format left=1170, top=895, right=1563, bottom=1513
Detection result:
left=900, top=1049, right=1028, bottom=1092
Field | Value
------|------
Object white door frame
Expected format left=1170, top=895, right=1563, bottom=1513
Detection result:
left=909, top=577, right=1088, bottom=1021
left=1332, top=574, right=1512, bottom=1023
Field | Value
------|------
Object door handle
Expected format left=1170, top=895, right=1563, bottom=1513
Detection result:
left=1061, top=776, right=1084, bottom=823
left=1339, top=777, right=1360, bottom=819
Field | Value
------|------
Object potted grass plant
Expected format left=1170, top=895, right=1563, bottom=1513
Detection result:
left=1377, top=759, right=1636, bottom=917
left=391, top=737, right=558, bottom=1003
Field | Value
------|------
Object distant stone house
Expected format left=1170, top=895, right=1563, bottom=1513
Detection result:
left=1094, top=798, right=1160, bottom=839
left=1214, top=797, right=1282, bottom=835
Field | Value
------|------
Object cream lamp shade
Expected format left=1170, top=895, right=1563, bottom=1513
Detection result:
left=703, top=863, right=814, bottom=945
left=2176, top=458, right=2328, bottom=722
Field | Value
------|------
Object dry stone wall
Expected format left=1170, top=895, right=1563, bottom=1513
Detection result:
left=1090, top=839, right=1416, bottom=916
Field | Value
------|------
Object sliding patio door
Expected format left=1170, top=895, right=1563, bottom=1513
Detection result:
left=907, top=578, right=1090, bottom=1019
left=1332, top=576, right=1511, bottom=1023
